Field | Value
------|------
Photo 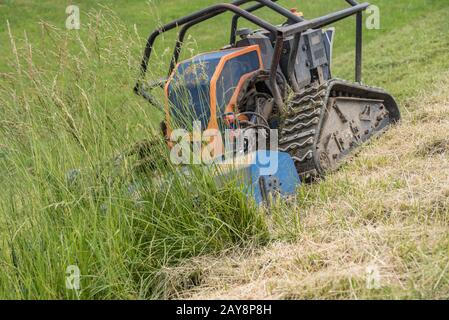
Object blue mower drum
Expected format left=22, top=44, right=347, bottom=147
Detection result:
left=217, top=151, right=301, bottom=205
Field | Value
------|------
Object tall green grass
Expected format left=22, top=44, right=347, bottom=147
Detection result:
left=0, top=11, right=269, bottom=299
left=2, top=0, right=448, bottom=71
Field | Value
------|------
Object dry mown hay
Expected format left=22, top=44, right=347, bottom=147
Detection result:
left=161, top=75, right=449, bottom=300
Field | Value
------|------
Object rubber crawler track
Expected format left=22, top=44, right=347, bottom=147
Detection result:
left=279, top=79, right=400, bottom=180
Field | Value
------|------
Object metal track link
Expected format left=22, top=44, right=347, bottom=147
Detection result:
left=278, top=79, right=400, bottom=181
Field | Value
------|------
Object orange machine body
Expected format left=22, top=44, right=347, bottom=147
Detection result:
left=164, top=45, right=263, bottom=139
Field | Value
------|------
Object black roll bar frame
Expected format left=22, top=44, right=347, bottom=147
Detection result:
left=134, top=0, right=369, bottom=110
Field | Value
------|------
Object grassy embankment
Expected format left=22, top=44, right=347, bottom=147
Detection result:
left=0, top=0, right=448, bottom=299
